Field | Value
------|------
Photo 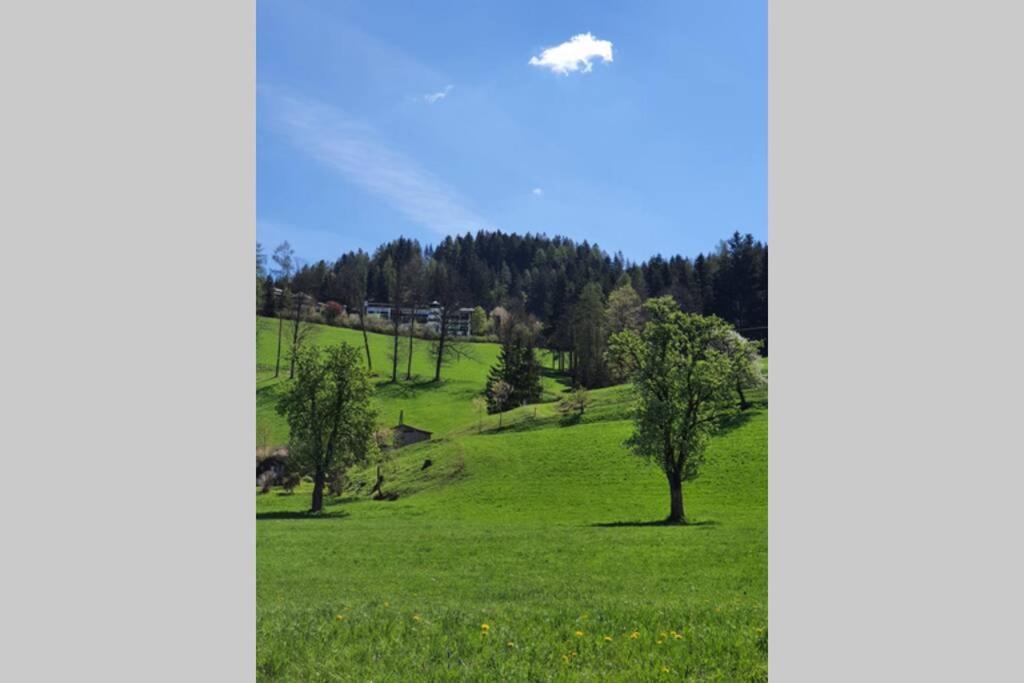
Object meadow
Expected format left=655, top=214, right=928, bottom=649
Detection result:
left=256, top=317, right=767, bottom=681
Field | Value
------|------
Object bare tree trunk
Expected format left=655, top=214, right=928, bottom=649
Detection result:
left=360, top=306, right=372, bottom=371
left=434, top=309, right=447, bottom=382
left=289, top=299, right=303, bottom=379
left=406, top=309, right=415, bottom=380
left=391, top=312, right=400, bottom=383
left=310, top=466, right=326, bottom=513
left=274, top=315, right=284, bottom=377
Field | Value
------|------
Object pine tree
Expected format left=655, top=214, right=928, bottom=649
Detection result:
left=485, top=323, right=542, bottom=412
left=572, top=282, right=609, bottom=388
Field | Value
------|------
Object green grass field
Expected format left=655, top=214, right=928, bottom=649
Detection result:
left=256, top=316, right=767, bottom=681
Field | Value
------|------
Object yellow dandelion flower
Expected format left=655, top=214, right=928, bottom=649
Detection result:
left=603, top=635, right=613, bottom=642
left=481, top=623, right=490, bottom=632
left=412, top=614, right=421, bottom=622
left=629, top=630, right=640, bottom=639
left=506, top=641, right=515, bottom=648
left=662, top=666, right=670, bottom=673
left=673, top=632, right=683, bottom=640
left=575, top=630, right=585, bottom=637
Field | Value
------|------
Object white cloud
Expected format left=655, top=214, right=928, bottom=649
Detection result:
left=532, top=187, right=544, bottom=196
left=529, top=33, right=613, bottom=75
left=423, top=84, right=454, bottom=104
left=261, top=88, right=488, bottom=235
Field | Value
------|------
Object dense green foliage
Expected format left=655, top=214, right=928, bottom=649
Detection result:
left=279, top=230, right=768, bottom=351
left=256, top=315, right=767, bottom=681
left=572, top=282, right=610, bottom=388
left=485, top=324, right=544, bottom=413
left=276, top=344, right=378, bottom=512
left=608, top=298, right=763, bottom=524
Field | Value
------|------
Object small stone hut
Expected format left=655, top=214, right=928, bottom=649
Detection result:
left=392, top=410, right=432, bottom=448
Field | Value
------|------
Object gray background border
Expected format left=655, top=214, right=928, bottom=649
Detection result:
left=2, top=1, right=255, bottom=680
left=771, top=1, right=1022, bottom=679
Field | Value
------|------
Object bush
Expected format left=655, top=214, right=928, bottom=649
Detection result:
left=257, top=470, right=276, bottom=493
left=281, top=471, right=301, bottom=493
left=327, top=471, right=345, bottom=497
left=557, top=388, right=590, bottom=425
left=322, top=300, right=344, bottom=324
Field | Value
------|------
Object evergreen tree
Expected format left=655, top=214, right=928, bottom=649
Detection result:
left=485, top=322, right=542, bottom=412
left=572, top=282, right=609, bottom=388
left=288, top=229, right=767, bottom=358
left=261, top=275, right=277, bottom=317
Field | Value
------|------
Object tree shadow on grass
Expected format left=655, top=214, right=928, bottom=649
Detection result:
left=715, top=405, right=765, bottom=435
left=591, top=519, right=719, bottom=528
left=540, top=367, right=573, bottom=390
left=256, top=509, right=350, bottom=520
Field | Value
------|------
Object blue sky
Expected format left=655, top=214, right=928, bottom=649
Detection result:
left=257, top=0, right=766, bottom=266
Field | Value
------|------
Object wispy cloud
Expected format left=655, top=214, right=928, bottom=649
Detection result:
left=532, top=187, right=544, bottom=197
left=529, top=33, right=613, bottom=75
left=422, top=84, right=454, bottom=104
left=261, top=87, right=488, bottom=236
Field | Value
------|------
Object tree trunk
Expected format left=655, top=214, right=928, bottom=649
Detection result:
left=666, top=471, right=686, bottom=524
left=434, top=312, right=446, bottom=382
left=310, top=467, right=326, bottom=513
left=360, top=307, right=372, bottom=371
left=274, top=316, right=284, bottom=377
left=406, top=312, right=415, bottom=380
left=391, top=314, right=400, bottom=382
left=737, top=382, right=750, bottom=410
left=371, top=465, right=384, bottom=498
left=289, top=299, right=302, bottom=379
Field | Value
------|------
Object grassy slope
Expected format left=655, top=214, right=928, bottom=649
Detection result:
left=258, top=317, right=567, bottom=445
left=256, top=316, right=767, bottom=682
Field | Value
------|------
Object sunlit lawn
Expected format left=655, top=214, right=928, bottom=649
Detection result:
left=256, top=317, right=767, bottom=681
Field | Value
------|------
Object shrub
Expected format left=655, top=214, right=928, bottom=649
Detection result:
left=322, top=300, right=344, bottom=324
left=327, top=471, right=345, bottom=497
left=257, top=470, right=276, bottom=493
left=281, top=471, right=301, bottom=493
left=557, top=388, right=590, bottom=425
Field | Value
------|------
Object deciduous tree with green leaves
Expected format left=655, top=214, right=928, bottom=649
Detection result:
left=487, top=379, right=512, bottom=428
left=608, top=297, right=748, bottom=524
left=605, top=280, right=643, bottom=336
left=470, top=306, right=488, bottom=336
left=276, top=343, right=378, bottom=513
left=716, top=330, right=765, bottom=410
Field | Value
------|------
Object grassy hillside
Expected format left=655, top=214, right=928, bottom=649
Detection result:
left=257, top=316, right=566, bottom=445
left=256, top=316, right=767, bottom=681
